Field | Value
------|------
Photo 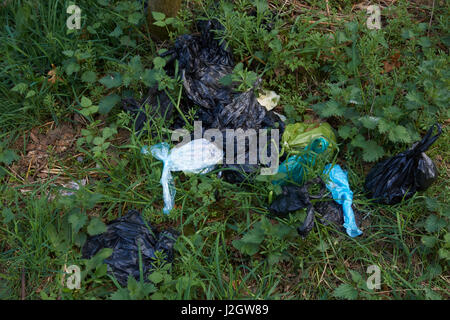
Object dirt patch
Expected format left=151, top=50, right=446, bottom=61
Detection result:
left=10, top=122, right=80, bottom=182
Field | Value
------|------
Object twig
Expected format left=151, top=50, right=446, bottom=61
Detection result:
left=428, top=0, right=435, bottom=37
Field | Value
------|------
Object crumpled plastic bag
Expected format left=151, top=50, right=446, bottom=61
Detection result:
left=257, top=90, right=280, bottom=111
left=166, top=19, right=284, bottom=132
left=211, top=80, right=268, bottom=130
left=282, top=122, right=336, bottom=153
left=273, top=137, right=330, bottom=185
left=314, top=197, right=362, bottom=231
left=323, top=164, right=362, bottom=237
left=167, top=19, right=234, bottom=114
left=269, top=172, right=363, bottom=238
left=269, top=178, right=326, bottom=237
left=82, top=210, right=178, bottom=287
left=121, top=86, right=176, bottom=134
left=365, top=124, right=442, bottom=205
left=147, top=139, right=223, bottom=214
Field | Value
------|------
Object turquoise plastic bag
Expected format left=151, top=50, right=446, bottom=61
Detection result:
left=323, top=164, right=362, bottom=238
left=144, top=139, right=223, bottom=214
left=273, top=137, right=329, bottom=185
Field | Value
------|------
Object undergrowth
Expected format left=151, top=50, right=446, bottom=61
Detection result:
left=0, top=0, right=448, bottom=300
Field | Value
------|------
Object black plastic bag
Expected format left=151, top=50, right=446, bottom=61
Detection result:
left=314, top=197, right=362, bottom=231
left=167, top=19, right=234, bottom=113
left=219, top=125, right=283, bottom=183
left=269, top=178, right=326, bottom=237
left=167, top=19, right=284, bottom=132
left=365, top=124, right=442, bottom=204
left=121, top=87, right=179, bottom=134
left=82, top=210, right=178, bottom=286
left=268, top=179, right=364, bottom=237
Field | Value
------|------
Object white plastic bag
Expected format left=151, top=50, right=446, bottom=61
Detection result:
left=144, top=139, right=223, bottom=214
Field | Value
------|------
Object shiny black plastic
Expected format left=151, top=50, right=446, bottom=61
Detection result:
left=365, top=124, right=441, bottom=204
left=82, top=210, right=177, bottom=286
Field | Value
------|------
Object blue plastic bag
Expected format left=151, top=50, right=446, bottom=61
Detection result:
left=273, top=137, right=329, bottom=185
left=144, top=139, right=223, bottom=214
left=323, top=164, right=362, bottom=237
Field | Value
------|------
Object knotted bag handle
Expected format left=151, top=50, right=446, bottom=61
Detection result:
left=412, top=123, right=442, bottom=155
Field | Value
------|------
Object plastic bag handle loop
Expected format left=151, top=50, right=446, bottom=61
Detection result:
left=150, top=143, right=174, bottom=214
left=412, top=123, right=442, bottom=155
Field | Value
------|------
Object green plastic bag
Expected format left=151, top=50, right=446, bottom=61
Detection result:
left=282, top=122, right=336, bottom=154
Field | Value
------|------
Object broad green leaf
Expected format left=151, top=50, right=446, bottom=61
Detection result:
left=86, top=193, right=104, bottom=209
left=93, top=136, right=105, bottom=145
left=359, top=116, right=379, bottom=130
left=349, top=270, right=363, bottom=284
left=425, top=215, right=447, bottom=233
left=151, top=11, right=165, bottom=21
left=320, top=101, right=345, bottom=117
left=338, top=125, right=353, bottom=139
left=421, top=235, right=437, bottom=248
left=418, top=37, right=431, bottom=48
left=232, top=224, right=265, bottom=256
left=401, top=28, right=415, bottom=39
left=110, top=288, right=130, bottom=300
left=109, top=26, right=123, bottom=38
left=87, top=217, right=107, bottom=236
left=0, top=149, right=19, bottom=165
left=68, top=211, right=87, bottom=234
left=25, top=90, right=36, bottom=99
left=62, top=50, right=74, bottom=57
left=120, top=35, right=136, bottom=47
left=219, top=74, right=233, bottom=87
left=81, top=71, right=97, bottom=83
left=86, top=248, right=113, bottom=272
left=153, top=20, right=166, bottom=27
left=333, top=283, right=358, bottom=300
left=128, top=12, right=143, bottom=25
left=65, top=61, right=80, bottom=75
left=11, top=83, right=28, bottom=94
left=388, top=125, right=411, bottom=143
left=80, top=96, right=92, bottom=108
left=362, top=140, right=384, bottom=162
left=99, top=73, right=122, bottom=89
left=378, top=118, right=394, bottom=134
left=438, top=248, right=450, bottom=261
left=148, top=271, right=164, bottom=284
left=102, top=127, right=117, bottom=139
left=425, top=288, right=442, bottom=300
left=79, top=105, right=98, bottom=117
left=269, top=38, right=282, bottom=52
left=142, top=69, right=157, bottom=87
left=2, top=208, right=14, bottom=223
left=153, top=56, right=166, bottom=69
left=425, top=197, right=440, bottom=212
left=98, top=94, right=120, bottom=114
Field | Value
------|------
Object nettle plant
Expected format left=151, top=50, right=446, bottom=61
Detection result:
left=77, top=120, right=118, bottom=160
left=219, top=62, right=259, bottom=92
left=419, top=197, right=450, bottom=263
left=232, top=216, right=298, bottom=266
left=312, top=21, right=448, bottom=162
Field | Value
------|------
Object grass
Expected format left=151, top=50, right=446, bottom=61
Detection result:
left=0, top=0, right=449, bottom=300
